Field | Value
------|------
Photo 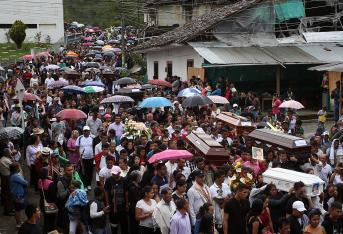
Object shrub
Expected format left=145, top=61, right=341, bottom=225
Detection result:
left=9, top=20, right=27, bottom=49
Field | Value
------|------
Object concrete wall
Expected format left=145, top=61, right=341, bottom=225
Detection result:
left=146, top=4, right=214, bottom=27
left=146, top=46, right=204, bottom=81
left=0, top=0, right=64, bottom=43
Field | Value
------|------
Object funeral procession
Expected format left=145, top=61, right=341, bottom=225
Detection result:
left=1, top=0, right=343, bottom=234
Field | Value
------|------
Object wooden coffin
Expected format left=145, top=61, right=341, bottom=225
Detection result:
left=186, top=131, right=230, bottom=166
left=248, top=128, right=311, bottom=159
left=216, top=112, right=256, bottom=135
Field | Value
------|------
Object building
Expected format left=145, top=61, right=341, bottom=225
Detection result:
left=144, top=0, right=234, bottom=27
left=134, top=0, right=343, bottom=109
left=0, top=0, right=64, bottom=44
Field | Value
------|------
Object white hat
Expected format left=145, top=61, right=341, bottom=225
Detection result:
left=292, top=201, right=306, bottom=212
left=83, top=126, right=90, bottom=131
left=322, top=131, right=329, bottom=136
left=233, top=103, right=238, bottom=108
left=111, top=166, right=121, bottom=175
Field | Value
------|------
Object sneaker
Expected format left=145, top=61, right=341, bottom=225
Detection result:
left=87, top=186, right=92, bottom=190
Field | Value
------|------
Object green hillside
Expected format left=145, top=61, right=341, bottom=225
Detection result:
left=63, top=0, right=144, bottom=28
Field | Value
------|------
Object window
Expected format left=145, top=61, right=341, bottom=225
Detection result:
left=166, top=61, right=173, bottom=77
left=153, top=61, right=158, bottom=79
left=187, top=59, right=194, bottom=68
left=0, top=24, right=37, bottom=29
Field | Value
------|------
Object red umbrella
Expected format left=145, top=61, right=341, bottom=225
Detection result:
left=12, top=92, right=41, bottom=102
left=148, top=150, right=193, bottom=164
left=148, top=79, right=172, bottom=88
left=56, top=109, right=87, bottom=120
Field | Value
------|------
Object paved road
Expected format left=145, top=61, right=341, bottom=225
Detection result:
left=0, top=120, right=334, bottom=233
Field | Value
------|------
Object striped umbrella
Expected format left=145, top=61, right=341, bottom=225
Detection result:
left=100, top=95, right=134, bottom=104
left=83, top=86, right=105, bottom=93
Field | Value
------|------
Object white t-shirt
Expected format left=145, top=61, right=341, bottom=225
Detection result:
left=136, top=199, right=157, bottom=228
left=45, top=77, right=54, bottom=87
left=210, top=182, right=231, bottom=225
left=95, top=142, right=103, bottom=155
left=99, top=166, right=113, bottom=181
left=76, top=135, right=94, bottom=159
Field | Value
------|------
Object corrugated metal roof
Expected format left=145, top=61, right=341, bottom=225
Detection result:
left=262, top=46, right=321, bottom=64
left=308, top=62, right=343, bottom=72
left=299, top=46, right=343, bottom=63
left=192, top=46, right=278, bottom=65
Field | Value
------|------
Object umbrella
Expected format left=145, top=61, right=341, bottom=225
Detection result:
left=81, top=80, right=105, bottom=87
left=148, top=79, right=172, bottom=88
left=64, top=68, right=80, bottom=75
left=108, top=39, right=119, bottom=44
left=148, top=150, right=193, bottom=164
left=126, top=84, right=142, bottom=89
left=0, top=127, right=24, bottom=140
left=46, top=64, right=60, bottom=71
left=83, top=36, right=93, bottom=41
left=96, top=40, right=104, bottom=45
left=61, top=85, right=85, bottom=94
left=82, top=42, right=94, bottom=47
left=100, top=95, right=134, bottom=104
left=66, top=51, right=79, bottom=57
left=56, top=109, right=87, bottom=120
left=85, top=62, right=100, bottom=68
left=37, top=51, right=51, bottom=58
left=139, top=97, right=173, bottom=108
left=13, top=92, right=41, bottom=102
left=103, top=51, right=115, bottom=57
left=177, top=88, right=201, bottom=97
left=279, top=100, right=304, bottom=109
left=85, top=68, right=100, bottom=73
left=112, top=48, right=121, bottom=53
left=83, top=86, right=105, bottom=93
left=23, top=54, right=33, bottom=60
left=48, top=80, right=69, bottom=89
left=141, top=84, right=156, bottom=90
left=182, top=95, right=213, bottom=108
left=207, top=95, right=229, bottom=104
left=85, top=28, right=95, bottom=33
left=113, top=77, right=136, bottom=86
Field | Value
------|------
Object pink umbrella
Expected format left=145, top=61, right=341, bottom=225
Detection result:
left=23, top=54, right=33, bottom=60
left=56, top=109, right=87, bottom=120
left=12, top=92, right=41, bottom=102
left=85, top=28, right=95, bottom=33
left=37, top=51, right=51, bottom=58
left=82, top=42, right=94, bottom=46
left=83, top=36, right=93, bottom=41
left=148, top=150, right=193, bottom=164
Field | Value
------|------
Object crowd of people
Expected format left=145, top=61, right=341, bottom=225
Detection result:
left=0, top=24, right=343, bottom=234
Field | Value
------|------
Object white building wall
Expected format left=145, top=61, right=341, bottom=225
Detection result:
left=146, top=46, right=204, bottom=81
left=0, top=0, right=64, bottom=43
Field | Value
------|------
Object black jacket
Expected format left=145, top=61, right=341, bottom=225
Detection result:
left=322, top=214, right=343, bottom=234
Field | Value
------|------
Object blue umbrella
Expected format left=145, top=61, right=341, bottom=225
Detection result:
left=177, top=87, right=201, bottom=97
left=139, top=97, right=172, bottom=108
left=61, top=85, right=86, bottom=94
left=81, top=80, right=105, bottom=87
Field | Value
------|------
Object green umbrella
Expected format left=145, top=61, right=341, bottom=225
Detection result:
left=82, top=86, right=105, bottom=93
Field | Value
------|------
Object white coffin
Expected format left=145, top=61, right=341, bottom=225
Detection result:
left=262, top=168, right=324, bottom=196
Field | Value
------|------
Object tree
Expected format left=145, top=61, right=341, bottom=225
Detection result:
left=9, top=20, right=27, bottom=49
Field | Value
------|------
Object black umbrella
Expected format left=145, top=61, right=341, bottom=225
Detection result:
left=103, top=51, right=115, bottom=57
left=113, top=77, right=136, bottom=85
left=181, top=95, right=213, bottom=108
left=141, top=84, right=156, bottom=90
left=85, top=62, right=100, bottom=68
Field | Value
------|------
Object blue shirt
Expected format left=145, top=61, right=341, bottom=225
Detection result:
left=10, top=173, right=28, bottom=199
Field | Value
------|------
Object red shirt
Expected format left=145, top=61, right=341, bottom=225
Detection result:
left=272, top=98, right=281, bottom=115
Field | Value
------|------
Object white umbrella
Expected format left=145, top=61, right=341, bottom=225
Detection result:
left=279, top=100, right=304, bottom=109
left=207, top=95, right=230, bottom=104
left=46, top=64, right=60, bottom=71
left=100, top=95, right=134, bottom=104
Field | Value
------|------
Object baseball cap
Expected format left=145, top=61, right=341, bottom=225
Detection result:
left=111, top=166, right=121, bottom=175
left=322, top=131, right=329, bottom=136
left=292, top=201, right=306, bottom=212
left=233, top=104, right=238, bottom=108
left=83, top=126, right=90, bottom=131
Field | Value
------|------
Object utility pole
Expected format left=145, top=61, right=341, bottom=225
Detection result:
left=121, top=0, right=126, bottom=68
